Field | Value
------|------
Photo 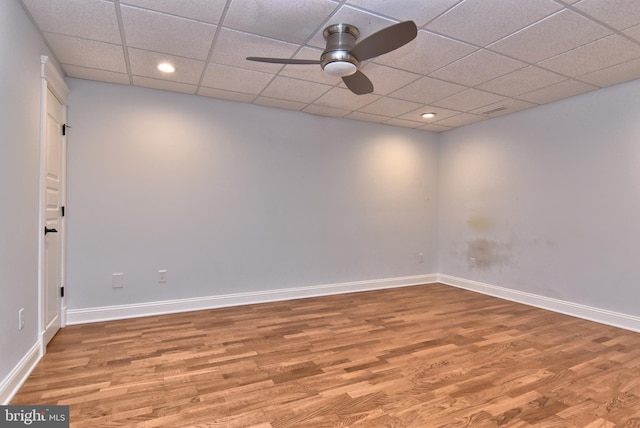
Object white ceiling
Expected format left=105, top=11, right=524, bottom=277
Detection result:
left=20, top=0, right=640, bottom=131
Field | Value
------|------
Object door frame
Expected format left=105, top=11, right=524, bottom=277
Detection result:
left=38, top=55, right=69, bottom=356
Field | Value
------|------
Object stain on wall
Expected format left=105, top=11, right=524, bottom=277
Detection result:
left=467, top=216, right=494, bottom=232
left=466, top=238, right=512, bottom=270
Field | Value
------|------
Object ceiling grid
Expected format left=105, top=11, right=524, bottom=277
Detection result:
left=21, top=0, right=640, bottom=131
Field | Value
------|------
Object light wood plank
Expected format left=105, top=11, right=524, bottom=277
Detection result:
left=12, top=284, right=640, bottom=426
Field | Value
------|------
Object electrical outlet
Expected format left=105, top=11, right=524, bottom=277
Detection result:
left=158, top=270, right=167, bottom=283
left=112, top=273, right=124, bottom=288
left=18, top=308, right=25, bottom=331
left=418, top=253, right=424, bottom=263
left=470, top=257, right=477, bottom=268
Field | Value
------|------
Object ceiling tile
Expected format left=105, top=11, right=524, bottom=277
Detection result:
left=358, top=64, right=421, bottom=95
left=346, top=111, right=391, bottom=123
left=574, top=0, right=640, bottom=30
left=313, top=88, right=380, bottom=110
left=433, top=88, right=505, bottom=111
left=303, top=105, right=351, bottom=117
left=128, top=48, right=205, bottom=84
left=374, top=31, right=476, bottom=75
left=516, top=79, right=597, bottom=104
left=358, top=98, right=423, bottom=117
left=418, top=123, right=453, bottom=132
left=197, top=87, right=257, bottom=103
left=224, top=0, right=338, bottom=44
left=430, top=50, right=526, bottom=87
left=470, top=98, right=536, bottom=116
left=261, top=76, right=333, bottom=103
left=477, top=66, right=567, bottom=97
left=121, top=5, right=216, bottom=60
left=538, top=34, right=640, bottom=77
left=488, top=10, right=612, bottom=63
left=624, top=24, right=640, bottom=42
left=211, top=28, right=299, bottom=73
left=384, top=118, right=423, bottom=129
left=434, top=113, right=487, bottom=127
left=390, top=76, right=466, bottom=104
left=426, top=0, right=562, bottom=45
left=345, top=0, right=461, bottom=27
left=44, top=33, right=126, bottom=72
left=63, top=65, right=131, bottom=86
left=120, top=0, right=227, bottom=24
left=254, top=97, right=307, bottom=111
left=20, top=0, right=640, bottom=132
left=22, top=0, right=121, bottom=44
left=577, top=58, right=640, bottom=87
left=132, top=76, right=197, bottom=94
left=201, top=63, right=274, bottom=94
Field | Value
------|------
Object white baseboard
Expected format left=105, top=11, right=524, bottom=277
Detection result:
left=438, top=274, right=640, bottom=333
left=67, top=272, right=640, bottom=331
left=66, top=274, right=439, bottom=325
left=0, top=342, right=41, bottom=405
left=61, top=304, right=67, bottom=328
left=9, top=273, right=640, bottom=405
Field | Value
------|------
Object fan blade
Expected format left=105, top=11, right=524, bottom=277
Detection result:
left=349, top=21, right=417, bottom=61
left=343, top=71, right=374, bottom=95
left=246, top=57, right=321, bottom=65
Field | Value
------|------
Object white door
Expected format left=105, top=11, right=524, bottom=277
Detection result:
left=42, top=88, right=64, bottom=346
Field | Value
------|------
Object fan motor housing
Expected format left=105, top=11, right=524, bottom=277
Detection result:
left=321, top=24, right=360, bottom=76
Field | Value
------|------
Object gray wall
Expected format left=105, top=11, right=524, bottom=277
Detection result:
left=0, top=0, right=53, bottom=391
left=438, top=79, right=640, bottom=316
left=65, top=79, right=440, bottom=309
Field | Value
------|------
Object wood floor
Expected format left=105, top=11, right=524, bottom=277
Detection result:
left=12, top=283, right=640, bottom=427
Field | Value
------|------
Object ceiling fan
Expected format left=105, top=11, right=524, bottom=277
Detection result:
left=246, top=21, right=417, bottom=95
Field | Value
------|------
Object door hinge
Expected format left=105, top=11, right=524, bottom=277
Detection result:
left=62, top=124, right=70, bottom=136
left=61, top=206, right=65, bottom=217
left=60, top=287, right=65, bottom=298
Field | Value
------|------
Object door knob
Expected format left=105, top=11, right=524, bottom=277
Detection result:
left=44, top=227, right=58, bottom=235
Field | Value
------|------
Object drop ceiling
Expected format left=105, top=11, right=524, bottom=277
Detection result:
left=20, top=0, right=640, bottom=131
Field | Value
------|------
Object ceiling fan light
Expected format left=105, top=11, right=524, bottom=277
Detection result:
left=323, top=61, right=358, bottom=77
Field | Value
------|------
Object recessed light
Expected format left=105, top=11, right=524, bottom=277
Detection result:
left=157, top=62, right=175, bottom=73
left=421, top=112, right=436, bottom=119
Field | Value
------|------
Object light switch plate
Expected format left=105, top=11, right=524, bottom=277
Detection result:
left=112, top=273, right=124, bottom=288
